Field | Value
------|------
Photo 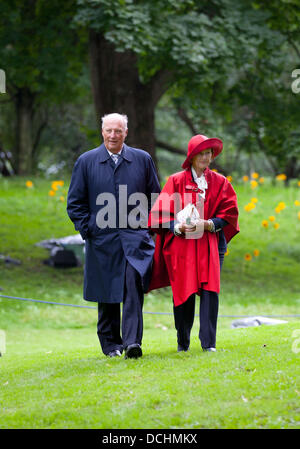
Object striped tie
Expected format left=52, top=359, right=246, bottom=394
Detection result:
left=111, top=153, right=119, bottom=164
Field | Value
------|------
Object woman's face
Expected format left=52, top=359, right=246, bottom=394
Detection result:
left=191, top=149, right=213, bottom=173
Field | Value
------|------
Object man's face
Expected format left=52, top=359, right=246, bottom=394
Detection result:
left=102, top=118, right=128, bottom=153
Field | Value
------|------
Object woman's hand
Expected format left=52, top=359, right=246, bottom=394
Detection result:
left=179, top=222, right=197, bottom=234
left=178, top=219, right=211, bottom=234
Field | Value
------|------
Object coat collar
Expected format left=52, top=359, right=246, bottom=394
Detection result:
left=98, top=143, right=133, bottom=163
left=185, top=167, right=210, bottom=183
left=184, top=167, right=210, bottom=192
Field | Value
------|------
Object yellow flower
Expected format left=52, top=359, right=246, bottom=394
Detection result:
left=251, top=172, right=259, bottom=179
left=51, top=180, right=64, bottom=190
left=262, top=220, right=269, bottom=228
left=298, top=181, right=300, bottom=187
left=244, top=253, right=252, bottom=261
left=225, top=249, right=229, bottom=256
left=276, top=174, right=287, bottom=181
left=250, top=180, right=258, bottom=189
left=251, top=197, right=258, bottom=204
left=298, top=211, right=300, bottom=220
left=226, top=175, right=233, bottom=182
left=269, top=216, right=275, bottom=222
left=48, top=190, right=55, bottom=197
left=211, top=169, right=218, bottom=172
left=242, top=175, right=249, bottom=182
left=26, top=180, right=33, bottom=188
left=274, top=223, right=280, bottom=229
left=294, top=200, right=300, bottom=206
left=253, top=249, right=260, bottom=257
left=244, top=203, right=255, bottom=211
left=60, top=196, right=65, bottom=202
left=278, top=201, right=286, bottom=209
left=259, top=177, right=264, bottom=184
left=275, top=202, right=286, bottom=213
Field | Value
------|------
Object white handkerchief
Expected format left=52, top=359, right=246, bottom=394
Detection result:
left=176, top=203, right=200, bottom=224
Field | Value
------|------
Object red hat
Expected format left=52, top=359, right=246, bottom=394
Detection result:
left=182, top=134, right=223, bottom=169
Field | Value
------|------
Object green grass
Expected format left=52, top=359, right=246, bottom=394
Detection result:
left=1, top=324, right=299, bottom=429
left=0, top=175, right=300, bottom=429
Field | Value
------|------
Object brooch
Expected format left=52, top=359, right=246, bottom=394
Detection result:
left=185, top=184, right=200, bottom=192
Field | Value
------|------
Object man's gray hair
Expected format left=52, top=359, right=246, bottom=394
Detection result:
left=101, top=113, right=128, bottom=130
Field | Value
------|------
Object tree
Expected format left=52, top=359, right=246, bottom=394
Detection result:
left=1, top=0, right=298, bottom=177
left=154, top=0, right=300, bottom=180
left=222, top=0, right=300, bottom=180
left=0, top=0, right=85, bottom=174
left=75, top=0, right=278, bottom=166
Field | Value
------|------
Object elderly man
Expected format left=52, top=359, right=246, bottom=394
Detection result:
left=67, top=113, right=160, bottom=359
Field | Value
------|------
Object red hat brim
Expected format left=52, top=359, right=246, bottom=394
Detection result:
left=182, top=137, right=223, bottom=169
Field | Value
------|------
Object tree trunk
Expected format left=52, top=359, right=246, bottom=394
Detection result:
left=88, top=31, right=171, bottom=169
left=15, top=88, right=35, bottom=175
left=284, top=155, right=299, bottom=186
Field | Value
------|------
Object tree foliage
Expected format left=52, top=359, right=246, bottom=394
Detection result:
left=0, top=0, right=299, bottom=178
left=0, top=0, right=87, bottom=173
left=0, top=0, right=84, bottom=99
left=75, top=0, right=279, bottom=84
left=152, top=0, right=300, bottom=178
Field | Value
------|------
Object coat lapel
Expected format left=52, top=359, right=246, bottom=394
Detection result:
left=97, top=144, right=111, bottom=164
left=114, top=144, right=133, bottom=170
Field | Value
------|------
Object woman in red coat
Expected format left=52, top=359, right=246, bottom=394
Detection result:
left=148, top=134, right=239, bottom=352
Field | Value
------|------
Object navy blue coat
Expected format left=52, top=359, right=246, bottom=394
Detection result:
left=67, top=143, right=161, bottom=303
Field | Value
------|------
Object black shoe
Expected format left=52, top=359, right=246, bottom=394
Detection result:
left=107, top=349, right=122, bottom=357
left=202, top=347, right=216, bottom=352
left=125, top=344, right=142, bottom=359
left=177, top=344, right=189, bottom=352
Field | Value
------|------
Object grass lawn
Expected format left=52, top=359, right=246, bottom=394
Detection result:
left=1, top=323, right=299, bottom=429
left=0, top=175, right=300, bottom=429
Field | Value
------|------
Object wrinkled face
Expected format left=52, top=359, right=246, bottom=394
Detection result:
left=102, top=118, right=128, bottom=153
left=191, top=149, right=213, bottom=173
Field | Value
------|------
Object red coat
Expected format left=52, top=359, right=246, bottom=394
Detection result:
left=148, top=168, right=239, bottom=306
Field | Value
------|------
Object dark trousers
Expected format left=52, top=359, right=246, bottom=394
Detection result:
left=97, top=261, right=144, bottom=355
left=173, top=253, right=224, bottom=350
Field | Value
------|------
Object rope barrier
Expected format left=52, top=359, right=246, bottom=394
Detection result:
left=0, top=294, right=299, bottom=318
